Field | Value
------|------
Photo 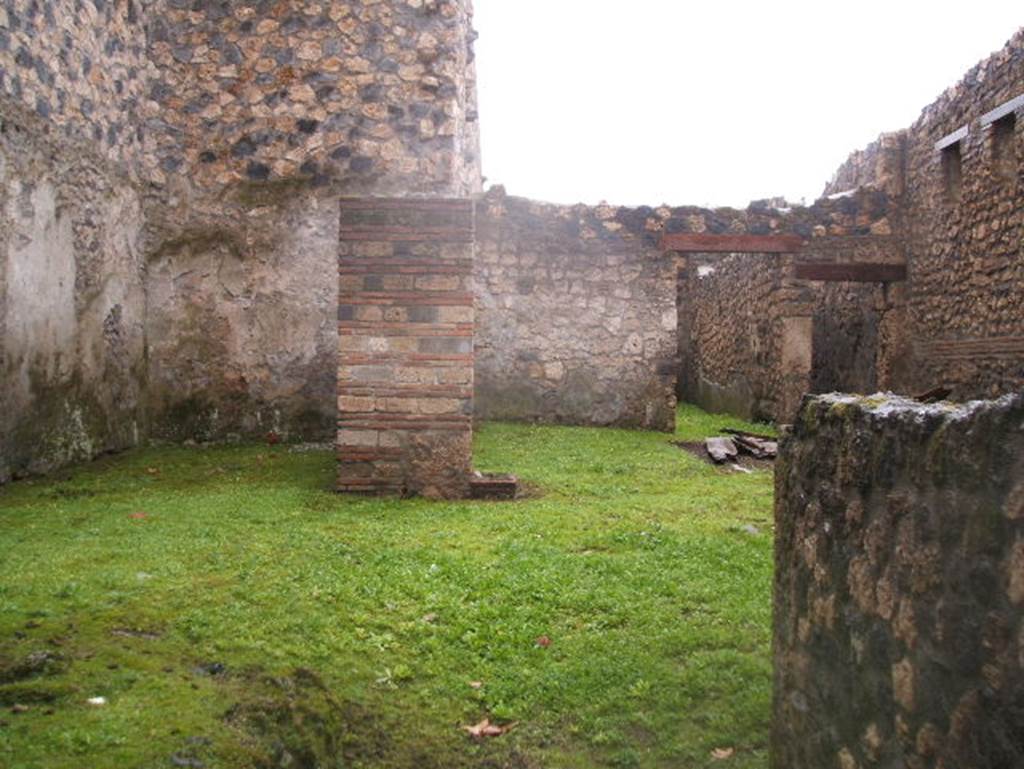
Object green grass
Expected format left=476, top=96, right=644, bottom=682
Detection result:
left=0, top=405, right=775, bottom=769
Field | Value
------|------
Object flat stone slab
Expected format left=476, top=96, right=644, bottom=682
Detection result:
left=469, top=473, right=518, bottom=500
left=704, top=437, right=738, bottom=464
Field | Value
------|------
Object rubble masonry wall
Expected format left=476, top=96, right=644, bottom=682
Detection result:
left=773, top=392, right=1024, bottom=769
left=826, top=29, right=1024, bottom=402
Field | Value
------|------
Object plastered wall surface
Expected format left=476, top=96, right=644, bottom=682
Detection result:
left=474, top=190, right=678, bottom=431
left=0, top=1, right=153, bottom=480
left=145, top=192, right=340, bottom=442
left=0, top=104, right=146, bottom=482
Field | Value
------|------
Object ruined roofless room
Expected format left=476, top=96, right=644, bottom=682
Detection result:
left=1, top=2, right=1022, bottom=768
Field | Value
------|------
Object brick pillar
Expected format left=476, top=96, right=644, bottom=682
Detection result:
left=337, top=198, right=475, bottom=499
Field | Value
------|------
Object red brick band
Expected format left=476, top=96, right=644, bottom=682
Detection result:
left=919, top=336, right=1024, bottom=359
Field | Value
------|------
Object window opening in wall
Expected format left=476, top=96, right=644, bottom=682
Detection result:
left=991, top=111, right=1017, bottom=183
left=941, top=141, right=962, bottom=202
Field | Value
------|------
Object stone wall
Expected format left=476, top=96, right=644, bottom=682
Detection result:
left=337, top=198, right=474, bottom=498
left=679, top=253, right=781, bottom=421
left=825, top=28, right=1024, bottom=401
left=471, top=186, right=899, bottom=430
left=772, top=392, right=1024, bottom=769
left=0, top=0, right=155, bottom=172
left=0, top=102, right=147, bottom=482
left=673, top=192, right=899, bottom=422
left=142, top=0, right=483, bottom=443
left=145, top=0, right=481, bottom=195
left=474, top=189, right=678, bottom=431
left=679, top=27, right=1023, bottom=420
left=824, top=132, right=906, bottom=199
left=0, top=0, right=483, bottom=479
left=0, top=0, right=152, bottom=480
left=901, top=30, right=1024, bottom=401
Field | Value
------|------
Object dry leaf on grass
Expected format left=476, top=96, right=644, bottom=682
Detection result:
left=711, top=747, right=735, bottom=760
left=468, top=681, right=483, bottom=689
left=461, top=718, right=518, bottom=738
left=534, top=635, right=551, bottom=648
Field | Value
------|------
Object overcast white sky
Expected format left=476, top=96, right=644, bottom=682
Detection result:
left=474, top=2, right=1022, bottom=208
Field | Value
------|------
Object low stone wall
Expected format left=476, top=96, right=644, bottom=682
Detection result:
left=474, top=190, right=677, bottom=431
left=772, top=392, right=1024, bottom=769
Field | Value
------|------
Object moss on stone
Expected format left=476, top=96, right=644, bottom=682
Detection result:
left=148, top=227, right=244, bottom=263
left=5, top=367, right=124, bottom=478
left=856, top=394, right=890, bottom=409
left=233, top=177, right=314, bottom=210
left=156, top=395, right=220, bottom=443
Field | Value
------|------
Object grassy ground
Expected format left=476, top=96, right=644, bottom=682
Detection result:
left=0, top=405, right=775, bottom=769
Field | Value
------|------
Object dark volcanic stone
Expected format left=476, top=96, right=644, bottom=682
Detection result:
left=350, top=156, right=373, bottom=173
left=245, top=161, right=270, bottom=181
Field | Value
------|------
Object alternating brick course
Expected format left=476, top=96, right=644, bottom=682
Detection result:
left=337, top=197, right=475, bottom=498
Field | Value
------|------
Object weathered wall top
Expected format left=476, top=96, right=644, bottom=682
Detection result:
left=826, top=27, right=1024, bottom=198
left=773, top=390, right=1024, bottom=769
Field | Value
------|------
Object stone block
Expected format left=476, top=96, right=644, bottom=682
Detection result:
left=772, top=393, right=1024, bottom=769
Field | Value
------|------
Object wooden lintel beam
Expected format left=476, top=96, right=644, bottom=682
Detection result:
left=660, top=233, right=804, bottom=253
left=794, top=262, right=907, bottom=283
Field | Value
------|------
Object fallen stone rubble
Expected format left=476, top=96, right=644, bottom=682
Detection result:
left=704, top=430, right=778, bottom=464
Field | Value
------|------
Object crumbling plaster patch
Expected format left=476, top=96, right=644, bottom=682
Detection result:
left=0, top=104, right=147, bottom=481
